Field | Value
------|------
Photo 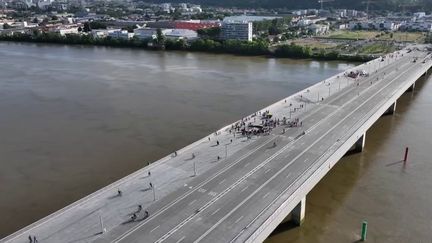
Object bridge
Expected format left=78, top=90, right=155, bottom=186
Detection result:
left=2, top=47, right=432, bottom=243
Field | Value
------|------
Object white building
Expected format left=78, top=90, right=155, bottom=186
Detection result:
left=348, top=20, right=400, bottom=31
left=56, top=28, right=79, bottom=35
left=307, top=24, right=329, bottom=35
left=37, top=0, right=54, bottom=10
left=401, top=21, right=432, bottom=32
left=414, top=12, right=426, bottom=19
left=133, top=28, right=171, bottom=40
left=221, top=21, right=253, bottom=41
left=165, top=29, right=198, bottom=40
left=108, top=30, right=134, bottom=39
left=160, top=3, right=172, bottom=13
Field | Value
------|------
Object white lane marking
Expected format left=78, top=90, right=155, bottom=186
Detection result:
left=218, top=179, right=226, bottom=185
left=198, top=188, right=206, bottom=193
left=175, top=236, right=185, bottom=243
left=240, top=186, right=249, bottom=193
left=262, top=192, right=271, bottom=199
left=234, top=216, right=244, bottom=224
left=211, top=208, right=220, bottom=216
left=156, top=137, right=300, bottom=243
left=188, top=200, right=197, bottom=206
left=150, top=225, right=160, bottom=233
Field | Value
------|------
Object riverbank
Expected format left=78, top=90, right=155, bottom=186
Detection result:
left=0, top=32, right=374, bottom=62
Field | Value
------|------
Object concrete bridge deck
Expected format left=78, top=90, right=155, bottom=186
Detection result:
left=2, top=47, right=431, bottom=243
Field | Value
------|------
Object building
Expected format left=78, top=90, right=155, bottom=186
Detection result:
left=400, top=21, right=432, bottom=32
left=37, top=0, right=53, bottom=10
left=165, top=29, right=198, bottom=40
left=221, top=21, right=253, bottom=41
left=307, top=24, right=329, bottom=35
left=56, top=27, right=79, bottom=36
left=133, top=27, right=171, bottom=40
left=348, top=20, right=400, bottom=31
left=223, top=16, right=280, bottom=23
left=108, top=30, right=134, bottom=39
left=173, top=20, right=220, bottom=31
left=414, top=12, right=426, bottom=19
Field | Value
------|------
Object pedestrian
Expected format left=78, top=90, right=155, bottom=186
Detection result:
left=149, top=182, right=153, bottom=188
left=192, top=153, right=195, bottom=159
left=174, top=151, right=177, bottom=157
left=230, top=139, right=232, bottom=143
left=216, top=141, right=219, bottom=146
left=208, top=137, right=211, bottom=141
left=28, top=235, right=32, bottom=243
left=138, top=205, right=142, bottom=211
left=148, top=171, right=151, bottom=176
left=217, top=156, right=220, bottom=161
left=33, top=236, right=37, bottom=243
left=118, top=189, right=122, bottom=196
left=145, top=210, right=149, bottom=217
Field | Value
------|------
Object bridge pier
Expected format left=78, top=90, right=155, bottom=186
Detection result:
left=351, top=133, right=366, bottom=153
left=292, top=196, right=306, bottom=226
left=382, top=101, right=397, bottom=116
left=406, top=82, right=416, bottom=92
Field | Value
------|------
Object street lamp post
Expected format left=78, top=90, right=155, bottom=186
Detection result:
left=99, top=214, right=106, bottom=234
left=193, top=161, right=197, bottom=177
left=150, top=182, right=156, bottom=201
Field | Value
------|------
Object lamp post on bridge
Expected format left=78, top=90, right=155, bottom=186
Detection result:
left=99, top=213, right=106, bottom=234
left=150, top=182, right=156, bottom=201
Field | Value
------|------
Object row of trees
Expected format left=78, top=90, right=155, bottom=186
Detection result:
left=0, top=32, right=372, bottom=61
left=254, top=17, right=292, bottom=36
left=274, top=43, right=373, bottom=62
left=189, top=39, right=269, bottom=55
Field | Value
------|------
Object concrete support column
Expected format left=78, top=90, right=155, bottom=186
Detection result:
left=383, top=101, right=397, bottom=116
left=292, top=196, right=306, bottom=226
left=352, top=133, right=366, bottom=153
left=406, top=82, right=416, bottom=92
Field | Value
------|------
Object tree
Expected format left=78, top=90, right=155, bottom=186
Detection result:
left=2, top=23, right=12, bottom=29
left=156, top=28, right=166, bottom=46
left=51, top=15, right=59, bottom=21
left=83, top=22, right=91, bottom=32
left=197, top=27, right=221, bottom=40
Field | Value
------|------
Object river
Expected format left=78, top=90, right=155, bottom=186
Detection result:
left=0, top=42, right=430, bottom=242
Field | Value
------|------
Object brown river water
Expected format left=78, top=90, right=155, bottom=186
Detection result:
left=0, top=42, right=431, bottom=242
